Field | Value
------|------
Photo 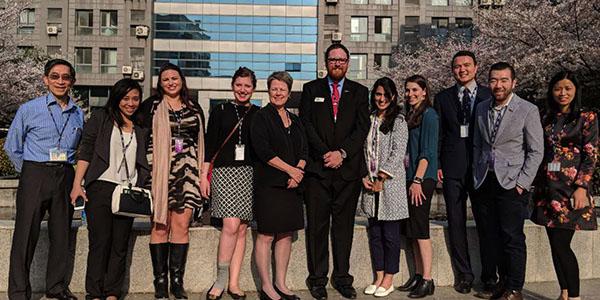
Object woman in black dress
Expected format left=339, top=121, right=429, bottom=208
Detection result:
left=251, top=71, right=307, bottom=300
left=203, top=67, right=259, bottom=300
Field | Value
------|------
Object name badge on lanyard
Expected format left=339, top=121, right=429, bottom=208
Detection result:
left=49, top=148, right=67, bottom=161
left=460, top=125, right=469, bottom=138
left=235, top=144, right=245, bottom=161
left=548, top=162, right=561, bottom=172
left=174, top=137, right=184, bottom=154
left=47, top=95, right=71, bottom=162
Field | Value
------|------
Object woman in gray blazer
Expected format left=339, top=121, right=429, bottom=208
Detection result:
left=359, top=77, right=409, bottom=297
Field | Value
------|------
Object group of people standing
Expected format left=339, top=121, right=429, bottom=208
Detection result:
left=3, top=42, right=597, bottom=300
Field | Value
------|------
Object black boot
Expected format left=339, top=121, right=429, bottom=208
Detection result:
left=169, top=243, right=189, bottom=299
left=408, top=279, right=435, bottom=298
left=398, top=274, right=423, bottom=292
left=150, top=243, right=169, bottom=299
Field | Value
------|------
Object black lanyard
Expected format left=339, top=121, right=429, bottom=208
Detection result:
left=118, top=127, right=135, bottom=185
left=489, top=104, right=508, bottom=144
left=167, top=102, right=183, bottom=137
left=233, top=103, right=249, bottom=144
left=46, top=95, right=72, bottom=149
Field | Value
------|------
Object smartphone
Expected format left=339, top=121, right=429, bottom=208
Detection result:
left=74, top=196, right=85, bottom=211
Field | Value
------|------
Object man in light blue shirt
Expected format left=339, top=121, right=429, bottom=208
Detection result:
left=5, top=59, right=83, bottom=300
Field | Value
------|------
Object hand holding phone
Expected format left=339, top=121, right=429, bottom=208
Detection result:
left=74, top=196, right=85, bottom=211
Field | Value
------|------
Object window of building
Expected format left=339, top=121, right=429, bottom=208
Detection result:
left=130, top=47, right=145, bottom=69
left=18, top=9, right=35, bottom=35
left=406, top=0, right=419, bottom=4
left=374, top=17, right=392, bottom=42
left=348, top=54, right=367, bottom=80
left=455, top=17, right=473, bottom=39
left=374, top=54, right=391, bottom=69
left=100, top=48, right=118, bottom=73
left=47, top=46, right=61, bottom=58
left=455, top=0, right=472, bottom=5
left=404, top=16, right=419, bottom=42
left=351, top=0, right=368, bottom=4
left=324, top=14, right=338, bottom=26
left=432, top=17, right=449, bottom=37
left=285, top=63, right=302, bottom=72
left=431, top=0, right=448, bottom=5
left=47, top=8, right=62, bottom=21
left=373, top=0, right=392, bottom=4
left=131, top=10, right=145, bottom=23
left=75, top=10, right=93, bottom=35
left=101, top=10, right=118, bottom=36
left=350, top=17, right=368, bottom=42
left=75, top=47, right=92, bottom=73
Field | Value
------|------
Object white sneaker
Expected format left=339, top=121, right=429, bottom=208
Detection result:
left=364, top=284, right=378, bottom=295
left=374, top=285, right=394, bottom=297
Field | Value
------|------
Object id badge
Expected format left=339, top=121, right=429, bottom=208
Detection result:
left=460, top=125, right=469, bottom=138
left=235, top=144, right=245, bottom=161
left=174, top=137, right=184, bottom=154
left=49, top=148, right=67, bottom=162
left=548, top=162, right=561, bottom=172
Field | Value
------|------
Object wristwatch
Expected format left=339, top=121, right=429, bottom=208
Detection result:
left=339, top=149, right=347, bottom=159
left=413, top=176, right=423, bottom=184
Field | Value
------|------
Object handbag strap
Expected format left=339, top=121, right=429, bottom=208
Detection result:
left=210, top=117, right=243, bottom=166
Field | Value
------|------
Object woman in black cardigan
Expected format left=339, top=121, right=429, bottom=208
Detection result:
left=70, top=78, right=150, bottom=300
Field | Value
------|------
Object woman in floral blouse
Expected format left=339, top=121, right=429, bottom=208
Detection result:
left=531, top=71, right=598, bottom=300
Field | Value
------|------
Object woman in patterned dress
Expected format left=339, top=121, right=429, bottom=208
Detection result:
left=139, top=63, right=205, bottom=300
left=531, top=71, right=598, bottom=300
left=203, top=67, right=259, bottom=300
left=358, top=77, right=409, bottom=297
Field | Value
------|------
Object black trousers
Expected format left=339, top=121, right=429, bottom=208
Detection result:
left=472, top=173, right=527, bottom=291
left=367, top=218, right=401, bottom=274
left=305, top=174, right=361, bottom=288
left=442, top=177, right=474, bottom=282
left=546, top=227, right=579, bottom=297
left=85, top=181, right=134, bottom=299
left=8, top=161, right=74, bottom=300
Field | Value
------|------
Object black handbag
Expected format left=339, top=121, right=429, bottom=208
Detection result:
left=111, top=128, right=153, bottom=218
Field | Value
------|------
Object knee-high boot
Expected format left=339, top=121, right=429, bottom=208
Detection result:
left=150, top=243, right=170, bottom=299
left=169, top=243, right=189, bottom=299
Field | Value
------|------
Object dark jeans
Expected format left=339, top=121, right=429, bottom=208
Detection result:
left=547, top=227, right=579, bottom=297
left=85, top=181, right=134, bottom=299
left=8, top=161, right=74, bottom=300
left=367, top=218, right=402, bottom=274
left=472, top=173, right=527, bottom=291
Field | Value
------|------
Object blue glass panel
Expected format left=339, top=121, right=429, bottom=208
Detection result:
left=302, top=27, right=317, bottom=34
left=302, top=18, right=318, bottom=26
left=253, top=17, right=269, bottom=25
left=253, top=54, right=270, bottom=61
left=236, top=53, right=253, bottom=61
left=236, top=16, right=253, bottom=24
left=271, top=17, right=287, bottom=25
left=220, top=24, right=236, bottom=32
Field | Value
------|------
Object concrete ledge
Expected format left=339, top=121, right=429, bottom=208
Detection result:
left=0, top=219, right=599, bottom=294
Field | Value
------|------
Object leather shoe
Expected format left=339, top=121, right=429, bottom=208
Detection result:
left=398, top=274, right=422, bottom=292
left=453, top=279, right=472, bottom=294
left=332, top=284, right=357, bottom=299
left=274, top=284, right=300, bottom=300
left=45, top=288, right=77, bottom=300
left=408, top=279, right=434, bottom=298
left=499, top=290, right=523, bottom=300
left=308, top=285, right=327, bottom=300
left=474, top=280, right=499, bottom=299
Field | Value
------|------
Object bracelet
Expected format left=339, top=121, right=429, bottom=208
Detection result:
left=413, top=176, right=423, bottom=184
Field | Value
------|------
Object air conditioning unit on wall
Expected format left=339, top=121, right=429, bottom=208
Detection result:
left=122, top=65, right=133, bottom=75
left=317, top=70, right=327, bottom=78
left=135, top=25, right=149, bottom=38
left=332, top=32, right=342, bottom=42
left=47, top=26, right=58, bottom=35
left=132, top=70, right=145, bottom=81
left=326, top=0, right=338, bottom=4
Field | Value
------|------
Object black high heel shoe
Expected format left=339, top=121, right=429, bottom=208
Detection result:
left=274, top=284, right=301, bottom=300
left=260, top=290, right=282, bottom=300
left=205, top=284, right=223, bottom=300
left=227, top=289, right=247, bottom=300
left=398, top=274, right=423, bottom=292
left=408, top=279, right=435, bottom=298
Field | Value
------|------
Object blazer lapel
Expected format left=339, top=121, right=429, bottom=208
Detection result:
left=95, top=116, right=112, bottom=164
left=493, top=96, right=520, bottom=144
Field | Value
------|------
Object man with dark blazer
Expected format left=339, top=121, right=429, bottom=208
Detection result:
left=433, top=51, right=493, bottom=295
left=299, top=43, right=370, bottom=299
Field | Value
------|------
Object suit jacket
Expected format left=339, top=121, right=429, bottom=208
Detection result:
left=299, top=77, right=370, bottom=181
left=78, top=109, right=151, bottom=187
left=434, top=84, right=492, bottom=179
left=472, top=94, right=544, bottom=190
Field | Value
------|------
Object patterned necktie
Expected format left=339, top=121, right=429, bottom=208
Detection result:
left=461, top=87, right=471, bottom=125
left=332, top=81, right=340, bottom=120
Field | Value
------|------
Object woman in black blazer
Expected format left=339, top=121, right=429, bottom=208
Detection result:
left=70, top=78, right=150, bottom=300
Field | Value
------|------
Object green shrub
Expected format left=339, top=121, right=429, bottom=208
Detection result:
left=0, top=138, right=17, bottom=177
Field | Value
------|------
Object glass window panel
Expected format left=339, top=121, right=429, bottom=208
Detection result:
left=373, top=0, right=391, bottom=3
left=46, top=46, right=61, bottom=58
left=406, top=0, right=419, bottom=4
left=351, top=0, right=368, bottom=4
left=47, top=8, right=62, bottom=21
left=349, top=54, right=367, bottom=80
left=375, top=17, right=392, bottom=42
left=374, top=54, right=390, bottom=69
left=101, top=10, right=118, bottom=36
left=324, top=14, right=338, bottom=26
left=131, top=10, right=145, bottom=22
left=75, top=47, right=92, bottom=73
left=18, top=9, right=35, bottom=34
left=350, top=17, right=368, bottom=42
left=431, top=0, right=448, bottom=5
left=100, top=48, right=118, bottom=73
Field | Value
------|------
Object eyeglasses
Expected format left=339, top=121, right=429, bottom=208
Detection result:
left=48, top=73, right=73, bottom=82
left=327, top=58, right=348, bottom=65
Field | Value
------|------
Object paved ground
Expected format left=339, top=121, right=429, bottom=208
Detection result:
left=13, top=279, right=600, bottom=300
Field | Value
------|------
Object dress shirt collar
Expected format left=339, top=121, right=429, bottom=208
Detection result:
left=492, top=93, right=514, bottom=111
left=46, top=93, right=77, bottom=112
left=327, top=76, right=345, bottom=89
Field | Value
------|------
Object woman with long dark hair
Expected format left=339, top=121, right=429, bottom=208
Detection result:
left=203, top=67, right=260, bottom=300
left=398, top=75, right=438, bottom=299
left=359, top=77, right=409, bottom=297
left=531, top=71, right=598, bottom=300
left=139, top=63, right=205, bottom=299
left=70, top=78, right=150, bottom=300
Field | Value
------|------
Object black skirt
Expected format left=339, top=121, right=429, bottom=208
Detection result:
left=402, top=179, right=435, bottom=239
left=254, top=185, right=304, bottom=234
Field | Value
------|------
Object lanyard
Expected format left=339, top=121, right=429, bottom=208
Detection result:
left=489, top=104, right=508, bottom=144
left=118, top=127, right=135, bottom=185
left=233, top=103, right=249, bottom=144
left=368, top=117, right=379, bottom=176
left=46, top=95, right=72, bottom=149
left=167, top=102, right=182, bottom=137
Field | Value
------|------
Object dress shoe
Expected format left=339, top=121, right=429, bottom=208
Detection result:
left=398, top=274, right=423, bottom=292
left=453, top=279, right=472, bottom=294
left=227, top=289, right=246, bottom=300
left=474, top=280, right=497, bottom=299
left=274, top=284, right=300, bottom=300
left=363, top=284, right=378, bottom=295
left=260, top=290, right=282, bottom=300
left=374, top=285, right=394, bottom=297
left=332, top=283, right=357, bottom=299
left=499, top=290, right=523, bottom=300
left=408, top=279, right=434, bottom=298
left=308, top=286, right=327, bottom=300
left=205, top=284, right=223, bottom=300
left=45, top=288, right=77, bottom=300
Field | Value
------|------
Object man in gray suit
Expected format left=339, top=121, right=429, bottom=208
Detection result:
left=472, top=62, right=543, bottom=300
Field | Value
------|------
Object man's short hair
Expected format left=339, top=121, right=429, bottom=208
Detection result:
left=489, top=62, right=516, bottom=80
left=324, top=43, right=350, bottom=62
left=44, top=59, right=76, bottom=81
left=451, top=50, right=477, bottom=67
